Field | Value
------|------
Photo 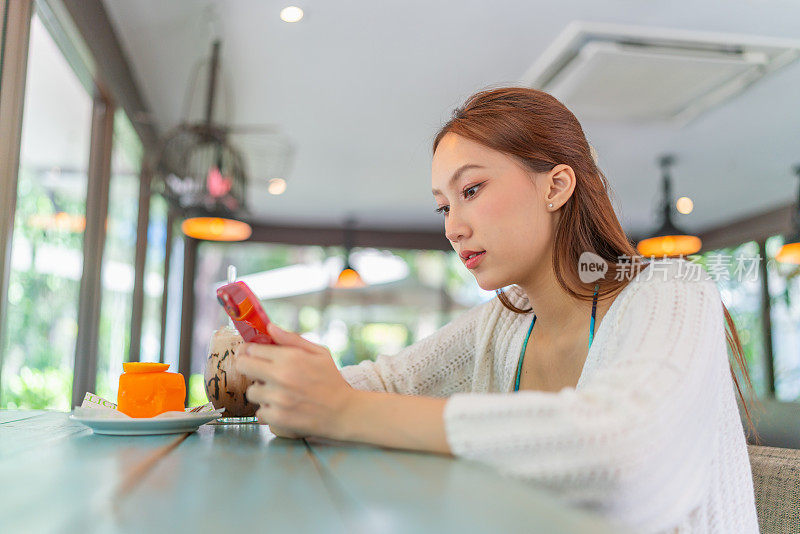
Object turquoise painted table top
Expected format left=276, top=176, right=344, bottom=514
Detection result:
left=1, top=410, right=624, bottom=533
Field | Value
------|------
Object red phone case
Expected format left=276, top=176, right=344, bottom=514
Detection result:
left=216, top=281, right=275, bottom=344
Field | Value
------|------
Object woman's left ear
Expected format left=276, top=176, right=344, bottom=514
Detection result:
left=544, top=164, right=576, bottom=210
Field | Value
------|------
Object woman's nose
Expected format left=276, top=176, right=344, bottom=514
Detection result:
left=444, top=208, right=471, bottom=243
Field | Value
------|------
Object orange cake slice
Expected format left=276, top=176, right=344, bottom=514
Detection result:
left=117, top=362, right=186, bottom=418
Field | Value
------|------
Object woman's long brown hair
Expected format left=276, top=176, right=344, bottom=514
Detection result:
left=433, top=87, right=758, bottom=439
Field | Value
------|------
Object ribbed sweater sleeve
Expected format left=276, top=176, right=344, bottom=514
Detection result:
left=339, top=299, right=492, bottom=397
left=443, top=275, right=726, bottom=532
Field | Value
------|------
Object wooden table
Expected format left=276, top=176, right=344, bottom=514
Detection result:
left=1, top=410, right=624, bottom=533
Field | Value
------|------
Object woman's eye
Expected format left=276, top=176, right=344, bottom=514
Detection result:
left=434, top=183, right=482, bottom=215
left=463, top=183, right=482, bottom=199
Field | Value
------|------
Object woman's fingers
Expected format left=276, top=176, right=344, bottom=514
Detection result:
left=240, top=342, right=298, bottom=362
left=235, top=354, right=272, bottom=381
left=256, top=406, right=303, bottom=439
left=236, top=354, right=298, bottom=388
left=236, top=327, right=344, bottom=441
left=245, top=381, right=272, bottom=405
left=274, top=429, right=302, bottom=439
left=246, top=380, right=297, bottom=409
left=267, top=323, right=324, bottom=353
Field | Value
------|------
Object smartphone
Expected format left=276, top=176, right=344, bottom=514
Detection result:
left=216, top=281, right=276, bottom=344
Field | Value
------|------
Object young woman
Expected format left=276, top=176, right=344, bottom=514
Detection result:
left=236, top=87, right=759, bottom=533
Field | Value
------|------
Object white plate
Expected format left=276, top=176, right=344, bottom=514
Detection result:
left=69, top=412, right=221, bottom=435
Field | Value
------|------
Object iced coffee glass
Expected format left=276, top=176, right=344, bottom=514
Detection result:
left=204, top=325, right=259, bottom=418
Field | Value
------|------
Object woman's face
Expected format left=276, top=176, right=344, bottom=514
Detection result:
left=431, top=133, right=559, bottom=291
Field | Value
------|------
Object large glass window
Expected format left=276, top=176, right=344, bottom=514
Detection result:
left=95, top=111, right=143, bottom=401
left=140, top=194, right=168, bottom=364
left=189, top=242, right=492, bottom=406
left=765, top=235, right=800, bottom=401
left=694, top=243, right=767, bottom=397
left=0, top=15, right=93, bottom=409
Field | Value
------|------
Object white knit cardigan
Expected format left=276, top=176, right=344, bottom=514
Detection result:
left=340, top=259, right=759, bottom=533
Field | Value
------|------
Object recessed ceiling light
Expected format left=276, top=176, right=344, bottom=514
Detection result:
left=676, top=196, right=694, bottom=214
left=280, top=6, right=304, bottom=23
left=268, top=178, right=287, bottom=195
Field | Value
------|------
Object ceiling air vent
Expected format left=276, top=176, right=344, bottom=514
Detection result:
left=523, top=22, right=800, bottom=124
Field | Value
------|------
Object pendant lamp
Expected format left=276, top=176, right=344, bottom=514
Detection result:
left=154, top=40, right=252, bottom=242
left=334, top=220, right=366, bottom=289
left=776, top=165, right=800, bottom=264
left=637, top=155, right=702, bottom=257
left=181, top=216, right=252, bottom=241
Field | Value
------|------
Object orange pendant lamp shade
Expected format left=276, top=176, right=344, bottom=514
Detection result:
left=776, top=242, right=800, bottom=264
left=636, top=155, right=701, bottom=258
left=637, top=222, right=702, bottom=257
left=181, top=216, right=252, bottom=241
left=335, top=263, right=366, bottom=288
left=776, top=165, right=800, bottom=264
left=155, top=40, right=262, bottom=244
left=637, top=234, right=702, bottom=257
left=333, top=218, right=367, bottom=289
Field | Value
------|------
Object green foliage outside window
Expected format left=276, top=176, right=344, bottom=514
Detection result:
left=1, top=166, right=86, bottom=409
left=692, top=242, right=767, bottom=397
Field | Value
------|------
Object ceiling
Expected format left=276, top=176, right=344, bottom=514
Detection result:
left=102, top=0, right=800, bottom=238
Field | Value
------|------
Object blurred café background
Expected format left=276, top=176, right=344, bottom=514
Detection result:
left=1, top=0, right=799, bottom=441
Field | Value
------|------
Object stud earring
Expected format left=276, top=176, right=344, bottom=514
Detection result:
left=548, top=203, right=554, bottom=208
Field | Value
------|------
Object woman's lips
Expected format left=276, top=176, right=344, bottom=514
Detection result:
left=464, top=251, right=486, bottom=269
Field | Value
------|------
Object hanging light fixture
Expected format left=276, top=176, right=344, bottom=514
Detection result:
left=637, top=155, right=702, bottom=257
left=334, top=219, right=366, bottom=289
left=181, top=217, right=252, bottom=241
left=776, top=165, right=800, bottom=264
left=153, top=40, right=252, bottom=242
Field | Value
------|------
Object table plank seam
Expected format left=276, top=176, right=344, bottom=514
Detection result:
left=113, top=432, right=192, bottom=503
left=302, top=438, right=375, bottom=534
left=0, top=412, right=50, bottom=425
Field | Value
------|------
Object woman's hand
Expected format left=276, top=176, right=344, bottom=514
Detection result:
left=235, top=323, right=354, bottom=440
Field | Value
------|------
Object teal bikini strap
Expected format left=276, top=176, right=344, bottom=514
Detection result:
left=513, top=315, right=536, bottom=392
left=513, top=283, right=600, bottom=393
left=589, top=283, right=599, bottom=348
